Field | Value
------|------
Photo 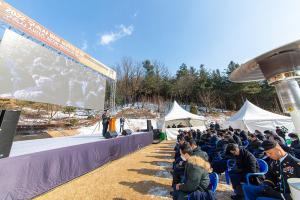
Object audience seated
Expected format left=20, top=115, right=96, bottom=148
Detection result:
left=243, top=140, right=300, bottom=200
left=171, top=126, right=300, bottom=200
left=173, top=142, right=214, bottom=200
left=233, top=131, right=242, bottom=146
left=239, top=130, right=248, bottom=142
left=289, top=133, right=300, bottom=159
left=276, top=126, right=286, bottom=140
left=196, top=129, right=202, bottom=145
left=247, top=133, right=264, bottom=158
left=264, top=130, right=285, bottom=146
left=225, top=143, right=259, bottom=200
left=188, top=139, right=209, bottom=161
left=214, top=122, right=220, bottom=131
left=254, top=130, right=266, bottom=141
left=210, top=122, right=215, bottom=130
left=177, top=122, right=185, bottom=128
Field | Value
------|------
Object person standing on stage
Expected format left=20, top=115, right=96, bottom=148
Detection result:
left=120, top=116, right=125, bottom=133
left=102, top=109, right=110, bottom=137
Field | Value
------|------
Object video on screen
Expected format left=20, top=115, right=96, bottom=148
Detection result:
left=0, top=29, right=106, bottom=110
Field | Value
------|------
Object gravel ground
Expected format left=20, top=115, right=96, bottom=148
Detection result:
left=35, top=140, right=232, bottom=200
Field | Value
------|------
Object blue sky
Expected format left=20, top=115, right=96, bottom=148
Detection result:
left=5, top=0, right=300, bottom=74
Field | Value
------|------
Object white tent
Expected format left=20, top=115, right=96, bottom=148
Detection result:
left=163, top=101, right=206, bottom=140
left=224, top=100, right=294, bottom=133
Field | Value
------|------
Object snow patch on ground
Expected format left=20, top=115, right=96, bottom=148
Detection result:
left=148, top=186, right=171, bottom=199
left=77, top=123, right=102, bottom=136
left=156, top=162, right=172, bottom=168
left=155, top=170, right=172, bottom=179
left=77, top=118, right=159, bottom=136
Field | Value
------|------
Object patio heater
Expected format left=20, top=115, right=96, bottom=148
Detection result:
left=229, top=40, right=300, bottom=136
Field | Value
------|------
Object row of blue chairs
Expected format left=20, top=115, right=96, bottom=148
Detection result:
left=225, top=158, right=268, bottom=185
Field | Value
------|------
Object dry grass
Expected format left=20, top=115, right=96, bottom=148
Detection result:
left=115, top=108, right=157, bottom=119
left=34, top=141, right=232, bottom=200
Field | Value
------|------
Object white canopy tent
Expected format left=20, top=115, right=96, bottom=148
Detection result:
left=163, top=101, right=206, bottom=140
left=223, top=100, right=295, bottom=133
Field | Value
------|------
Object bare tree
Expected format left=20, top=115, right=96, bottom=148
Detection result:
left=115, top=57, right=136, bottom=105
left=198, top=89, right=218, bottom=112
left=47, top=104, right=61, bottom=124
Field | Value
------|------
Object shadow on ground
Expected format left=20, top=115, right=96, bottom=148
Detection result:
left=128, top=168, right=162, bottom=176
left=146, top=155, right=173, bottom=160
left=140, top=161, right=172, bottom=168
left=153, top=151, right=174, bottom=155
left=128, top=168, right=173, bottom=179
left=119, top=180, right=171, bottom=196
left=156, top=147, right=174, bottom=151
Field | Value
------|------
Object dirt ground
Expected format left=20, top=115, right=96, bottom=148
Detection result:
left=35, top=141, right=232, bottom=200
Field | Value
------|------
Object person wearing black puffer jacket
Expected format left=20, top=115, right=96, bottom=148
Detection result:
left=226, top=143, right=259, bottom=200
left=247, top=133, right=264, bottom=158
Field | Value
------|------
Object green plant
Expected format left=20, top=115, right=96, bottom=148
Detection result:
left=190, top=103, right=198, bottom=114
left=87, top=115, right=95, bottom=120
left=70, top=118, right=79, bottom=126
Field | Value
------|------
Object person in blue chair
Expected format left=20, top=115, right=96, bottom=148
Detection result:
left=211, top=133, right=236, bottom=174
left=173, top=143, right=214, bottom=200
left=225, top=143, right=259, bottom=200
left=172, top=136, right=188, bottom=190
left=289, top=133, right=300, bottom=159
left=243, top=140, right=300, bottom=200
left=247, top=133, right=264, bottom=158
left=233, top=131, right=243, bottom=146
left=188, top=139, right=209, bottom=161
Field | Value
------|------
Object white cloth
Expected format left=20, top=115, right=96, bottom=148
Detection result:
left=165, top=126, right=206, bottom=140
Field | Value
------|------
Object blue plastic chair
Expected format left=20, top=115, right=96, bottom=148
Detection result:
left=209, top=172, right=219, bottom=192
left=241, top=140, right=250, bottom=148
left=187, top=173, right=219, bottom=200
left=245, top=159, right=268, bottom=185
left=225, top=159, right=236, bottom=185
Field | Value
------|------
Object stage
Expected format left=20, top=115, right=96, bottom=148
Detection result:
left=0, top=132, right=153, bottom=199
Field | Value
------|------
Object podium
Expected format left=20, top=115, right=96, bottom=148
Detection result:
left=103, top=117, right=117, bottom=139
left=109, top=117, right=116, bottom=132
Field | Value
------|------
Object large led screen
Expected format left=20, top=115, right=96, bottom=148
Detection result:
left=0, top=29, right=106, bottom=110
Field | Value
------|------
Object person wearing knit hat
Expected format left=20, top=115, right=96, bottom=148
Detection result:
left=243, top=140, right=300, bottom=200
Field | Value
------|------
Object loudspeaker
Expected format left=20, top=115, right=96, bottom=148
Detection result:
left=122, top=129, right=132, bottom=136
left=104, top=131, right=118, bottom=139
left=147, top=120, right=153, bottom=131
left=153, top=129, right=160, bottom=140
left=0, top=110, right=21, bottom=159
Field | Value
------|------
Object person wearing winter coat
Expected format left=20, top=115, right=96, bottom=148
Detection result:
left=225, top=143, right=259, bottom=200
left=173, top=143, right=214, bottom=200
